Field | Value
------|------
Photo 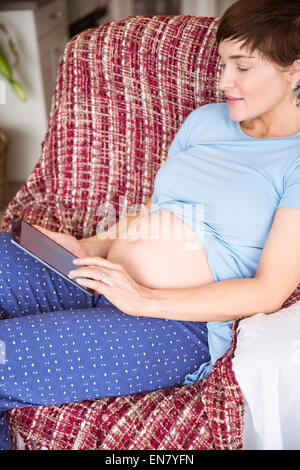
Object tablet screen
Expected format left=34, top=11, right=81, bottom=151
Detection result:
left=11, top=215, right=93, bottom=295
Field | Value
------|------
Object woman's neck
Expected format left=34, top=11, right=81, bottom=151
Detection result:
left=240, top=107, right=300, bottom=139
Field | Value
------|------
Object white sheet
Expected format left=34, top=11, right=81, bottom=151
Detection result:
left=232, top=300, right=300, bottom=450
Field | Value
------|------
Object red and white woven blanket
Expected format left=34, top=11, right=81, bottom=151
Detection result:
left=6, top=319, right=244, bottom=450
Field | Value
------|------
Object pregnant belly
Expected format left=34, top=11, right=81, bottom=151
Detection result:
left=107, top=210, right=215, bottom=289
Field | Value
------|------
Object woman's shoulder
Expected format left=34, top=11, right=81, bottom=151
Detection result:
left=189, top=102, right=227, bottom=119
left=181, top=102, right=228, bottom=133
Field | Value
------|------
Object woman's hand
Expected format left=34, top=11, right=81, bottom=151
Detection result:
left=67, top=256, right=152, bottom=316
left=33, top=225, right=90, bottom=258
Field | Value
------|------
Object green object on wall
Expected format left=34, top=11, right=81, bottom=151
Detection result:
left=0, top=23, right=27, bottom=102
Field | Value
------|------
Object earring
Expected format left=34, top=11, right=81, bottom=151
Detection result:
left=292, top=79, right=300, bottom=89
left=292, top=80, right=300, bottom=105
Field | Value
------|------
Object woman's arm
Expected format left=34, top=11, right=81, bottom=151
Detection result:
left=68, top=208, right=300, bottom=322
left=33, top=196, right=153, bottom=259
left=142, top=207, right=300, bottom=322
left=142, top=277, right=273, bottom=322
left=69, top=255, right=273, bottom=321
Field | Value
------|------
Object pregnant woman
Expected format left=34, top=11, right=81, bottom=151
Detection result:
left=1, top=0, right=300, bottom=450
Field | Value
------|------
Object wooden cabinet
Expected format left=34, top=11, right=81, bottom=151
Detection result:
left=0, top=0, right=69, bottom=182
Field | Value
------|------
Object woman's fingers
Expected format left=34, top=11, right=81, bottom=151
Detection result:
left=33, top=225, right=63, bottom=243
left=68, top=267, right=102, bottom=280
left=73, top=256, right=123, bottom=271
left=70, top=256, right=124, bottom=287
left=68, top=266, right=113, bottom=286
left=33, top=224, right=51, bottom=235
left=69, top=258, right=149, bottom=316
left=75, top=277, right=105, bottom=294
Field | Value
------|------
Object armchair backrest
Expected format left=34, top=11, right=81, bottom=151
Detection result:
left=1, top=15, right=222, bottom=237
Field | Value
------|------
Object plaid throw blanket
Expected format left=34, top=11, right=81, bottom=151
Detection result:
left=2, top=15, right=300, bottom=450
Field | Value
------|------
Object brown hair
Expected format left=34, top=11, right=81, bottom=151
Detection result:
left=216, top=0, right=300, bottom=105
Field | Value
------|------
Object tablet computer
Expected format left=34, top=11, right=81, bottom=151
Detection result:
left=11, top=214, right=94, bottom=296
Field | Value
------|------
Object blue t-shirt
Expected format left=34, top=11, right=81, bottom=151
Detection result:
left=149, top=102, right=300, bottom=384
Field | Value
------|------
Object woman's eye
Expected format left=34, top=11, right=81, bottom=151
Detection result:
left=219, top=64, right=248, bottom=72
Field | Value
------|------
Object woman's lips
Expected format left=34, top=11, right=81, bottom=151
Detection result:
left=226, top=97, right=244, bottom=104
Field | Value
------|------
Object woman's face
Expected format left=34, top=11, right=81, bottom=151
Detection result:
left=217, top=39, right=294, bottom=123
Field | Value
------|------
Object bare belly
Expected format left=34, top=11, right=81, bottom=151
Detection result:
left=106, top=210, right=215, bottom=289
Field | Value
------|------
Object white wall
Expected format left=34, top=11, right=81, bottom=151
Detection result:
left=218, top=0, right=236, bottom=16
left=109, top=0, right=237, bottom=20
left=181, top=0, right=219, bottom=17
left=0, top=10, right=48, bottom=182
left=181, top=0, right=236, bottom=17
left=109, top=0, right=134, bottom=20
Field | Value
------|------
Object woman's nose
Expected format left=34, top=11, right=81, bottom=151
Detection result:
left=218, top=69, right=235, bottom=92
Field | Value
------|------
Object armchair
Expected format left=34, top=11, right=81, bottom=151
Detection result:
left=1, top=14, right=299, bottom=450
